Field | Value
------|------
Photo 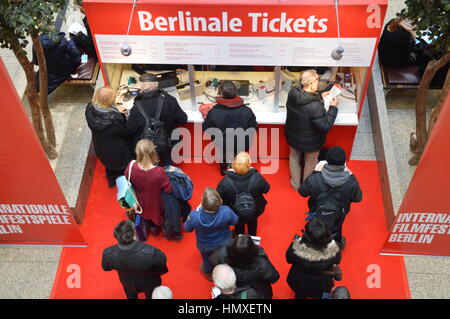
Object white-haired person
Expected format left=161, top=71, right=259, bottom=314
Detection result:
left=285, top=69, right=339, bottom=190
left=212, top=264, right=259, bottom=299
left=152, top=286, right=173, bottom=299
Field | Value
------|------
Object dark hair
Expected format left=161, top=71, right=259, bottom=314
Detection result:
left=226, top=235, right=259, bottom=268
left=218, top=80, right=238, bottom=99
left=301, top=218, right=332, bottom=251
left=331, top=286, right=351, bottom=299
left=202, top=187, right=222, bottom=212
left=113, top=220, right=136, bottom=245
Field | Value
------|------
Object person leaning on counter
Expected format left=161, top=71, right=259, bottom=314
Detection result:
left=285, top=69, right=338, bottom=191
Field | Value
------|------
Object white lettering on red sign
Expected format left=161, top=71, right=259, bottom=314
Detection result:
left=138, top=11, right=328, bottom=34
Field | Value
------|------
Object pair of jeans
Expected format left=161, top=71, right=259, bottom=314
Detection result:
left=199, top=249, right=218, bottom=274
left=135, top=218, right=160, bottom=242
left=289, top=147, right=319, bottom=190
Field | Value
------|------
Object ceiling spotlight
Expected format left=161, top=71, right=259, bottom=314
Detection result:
left=331, top=0, right=344, bottom=61
left=331, top=46, right=344, bottom=61
left=121, top=0, right=137, bottom=57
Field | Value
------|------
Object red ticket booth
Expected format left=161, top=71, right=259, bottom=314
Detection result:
left=83, top=0, right=387, bottom=159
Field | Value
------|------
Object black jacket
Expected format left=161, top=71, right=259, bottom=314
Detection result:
left=85, top=103, right=134, bottom=171
left=34, top=32, right=81, bottom=94
left=102, top=240, right=168, bottom=292
left=216, top=168, right=270, bottom=218
left=286, top=237, right=341, bottom=299
left=299, top=167, right=362, bottom=215
left=202, top=101, right=258, bottom=156
left=127, top=89, right=188, bottom=150
left=216, top=287, right=260, bottom=299
left=217, top=246, right=280, bottom=299
left=378, top=21, right=414, bottom=68
left=285, top=87, right=337, bottom=153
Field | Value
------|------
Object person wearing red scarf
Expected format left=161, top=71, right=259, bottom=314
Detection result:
left=202, top=80, right=258, bottom=175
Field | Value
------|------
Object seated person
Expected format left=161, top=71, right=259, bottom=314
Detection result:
left=212, top=264, right=260, bottom=299
left=378, top=18, right=429, bottom=73
left=33, top=32, right=81, bottom=94
left=202, top=80, right=258, bottom=174
left=216, top=235, right=280, bottom=299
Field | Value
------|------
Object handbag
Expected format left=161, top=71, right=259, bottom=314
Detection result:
left=116, top=161, right=143, bottom=222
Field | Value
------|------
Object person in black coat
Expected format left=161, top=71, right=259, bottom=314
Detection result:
left=102, top=220, right=169, bottom=299
left=217, top=152, right=270, bottom=236
left=202, top=80, right=258, bottom=174
left=285, top=69, right=338, bottom=190
left=127, top=73, right=188, bottom=165
left=299, top=146, right=362, bottom=249
left=33, top=32, right=81, bottom=94
left=85, top=87, right=134, bottom=188
left=216, top=235, right=280, bottom=299
left=286, top=218, right=341, bottom=299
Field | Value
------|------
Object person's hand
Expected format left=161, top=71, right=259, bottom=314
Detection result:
left=116, top=105, right=127, bottom=113
left=321, top=91, right=330, bottom=98
left=330, top=97, right=338, bottom=107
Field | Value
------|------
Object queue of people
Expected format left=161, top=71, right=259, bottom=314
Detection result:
left=93, top=68, right=362, bottom=299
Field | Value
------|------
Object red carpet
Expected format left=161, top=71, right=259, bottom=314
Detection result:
left=50, top=160, right=410, bottom=299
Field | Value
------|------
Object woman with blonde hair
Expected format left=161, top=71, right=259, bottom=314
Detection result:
left=125, top=139, right=172, bottom=240
left=85, top=86, right=133, bottom=188
left=216, top=152, right=270, bottom=236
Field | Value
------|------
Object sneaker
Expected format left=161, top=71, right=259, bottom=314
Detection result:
left=200, top=262, right=213, bottom=281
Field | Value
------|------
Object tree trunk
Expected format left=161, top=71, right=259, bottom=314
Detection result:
left=427, top=60, right=450, bottom=138
left=32, top=35, right=56, bottom=147
left=12, top=47, right=58, bottom=159
left=409, top=52, right=450, bottom=165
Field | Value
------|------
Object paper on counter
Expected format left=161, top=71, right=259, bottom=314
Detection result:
left=323, top=83, right=343, bottom=111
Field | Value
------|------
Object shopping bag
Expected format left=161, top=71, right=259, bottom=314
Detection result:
left=116, top=161, right=142, bottom=214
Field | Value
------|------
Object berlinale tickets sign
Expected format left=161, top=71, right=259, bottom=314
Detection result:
left=381, top=94, right=450, bottom=257
left=0, top=58, right=85, bottom=246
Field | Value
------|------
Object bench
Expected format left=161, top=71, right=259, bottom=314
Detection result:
left=64, top=57, right=99, bottom=88
left=380, top=63, right=421, bottom=95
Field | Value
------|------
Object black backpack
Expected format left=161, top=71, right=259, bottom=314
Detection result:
left=229, top=177, right=256, bottom=219
left=306, top=180, right=353, bottom=237
left=135, top=93, right=171, bottom=155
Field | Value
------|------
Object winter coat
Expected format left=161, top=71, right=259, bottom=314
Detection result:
left=216, top=287, right=260, bottom=299
left=378, top=21, right=415, bottom=68
left=102, top=240, right=168, bottom=293
left=299, top=166, right=362, bottom=215
left=202, top=97, right=258, bottom=157
left=217, top=246, right=280, bottom=299
left=85, top=102, right=134, bottom=171
left=127, top=89, right=188, bottom=150
left=184, top=205, right=239, bottom=252
left=35, top=32, right=81, bottom=94
left=285, top=87, right=337, bottom=153
left=162, top=192, right=182, bottom=237
left=216, top=168, right=270, bottom=218
left=286, top=237, right=341, bottom=299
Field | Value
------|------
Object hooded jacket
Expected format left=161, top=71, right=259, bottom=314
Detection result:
left=285, top=87, right=338, bottom=152
left=127, top=89, right=188, bottom=150
left=184, top=205, right=239, bottom=251
left=202, top=98, right=258, bottom=157
left=85, top=102, right=134, bottom=171
left=299, top=165, right=363, bottom=214
left=286, top=237, right=341, bottom=298
left=216, top=168, right=270, bottom=218
left=34, top=32, right=81, bottom=94
left=378, top=20, right=414, bottom=68
left=217, top=246, right=280, bottom=299
left=102, top=240, right=168, bottom=292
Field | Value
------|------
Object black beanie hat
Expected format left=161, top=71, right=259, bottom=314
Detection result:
left=326, top=146, right=346, bottom=166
